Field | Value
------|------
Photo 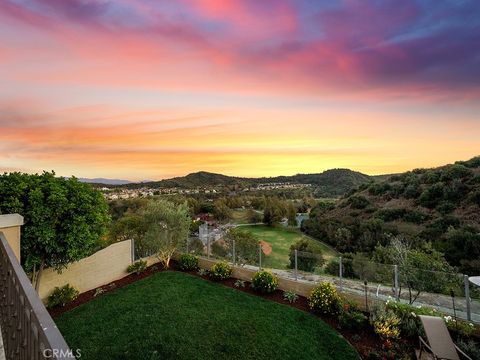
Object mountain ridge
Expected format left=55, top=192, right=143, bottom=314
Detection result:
left=117, top=168, right=379, bottom=195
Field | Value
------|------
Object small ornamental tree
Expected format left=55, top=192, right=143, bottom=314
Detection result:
left=142, top=200, right=190, bottom=269
left=0, top=172, right=110, bottom=291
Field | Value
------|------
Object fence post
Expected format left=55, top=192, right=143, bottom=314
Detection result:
left=259, top=244, right=262, bottom=269
left=232, top=239, right=236, bottom=266
left=339, top=256, right=343, bottom=292
left=207, top=237, right=210, bottom=259
left=131, top=238, right=135, bottom=263
left=394, top=265, right=399, bottom=301
left=294, top=249, right=298, bottom=281
left=464, top=274, right=471, bottom=321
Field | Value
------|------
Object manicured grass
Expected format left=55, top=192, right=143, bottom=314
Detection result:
left=56, top=271, right=357, bottom=360
left=239, top=225, right=338, bottom=270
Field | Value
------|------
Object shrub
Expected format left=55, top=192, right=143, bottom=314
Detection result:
left=209, top=261, right=232, bottom=280
left=339, top=308, right=367, bottom=331
left=94, top=287, right=105, bottom=297
left=251, top=271, right=278, bottom=294
left=47, top=284, right=79, bottom=308
left=324, top=257, right=355, bottom=278
left=348, top=196, right=370, bottom=209
left=456, top=339, right=480, bottom=360
left=368, top=183, right=392, bottom=196
left=198, top=268, right=208, bottom=276
left=373, top=312, right=401, bottom=339
left=308, top=282, right=340, bottom=315
left=338, top=299, right=367, bottom=330
left=436, top=201, right=456, bottom=215
left=283, top=291, right=299, bottom=303
left=178, top=254, right=199, bottom=271
left=444, top=316, right=476, bottom=337
left=126, top=260, right=147, bottom=275
left=418, top=182, right=445, bottom=208
left=234, top=279, right=245, bottom=288
left=385, top=299, right=438, bottom=337
left=469, top=190, right=480, bottom=206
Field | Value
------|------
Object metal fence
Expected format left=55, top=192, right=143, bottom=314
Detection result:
left=0, top=233, right=75, bottom=360
left=179, top=235, right=479, bottom=324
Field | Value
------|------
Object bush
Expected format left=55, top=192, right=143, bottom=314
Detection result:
left=234, top=279, right=245, bottom=288
left=456, top=339, right=480, bottom=360
left=127, top=260, right=148, bottom=275
left=338, top=309, right=367, bottom=331
left=444, top=316, right=476, bottom=337
left=368, top=183, right=392, bottom=196
left=47, top=284, right=79, bottom=308
left=178, top=254, right=199, bottom=271
left=308, top=282, right=340, bottom=315
left=338, top=299, right=367, bottom=330
left=385, top=299, right=438, bottom=337
left=373, top=312, right=401, bottom=339
left=469, top=190, right=480, bottom=206
left=94, top=287, right=105, bottom=297
left=198, top=268, right=208, bottom=276
left=418, top=182, right=445, bottom=208
left=283, top=291, right=299, bottom=303
left=209, top=261, right=232, bottom=280
left=436, top=201, right=456, bottom=215
left=324, top=256, right=355, bottom=278
left=347, top=196, right=370, bottom=209
left=251, top=271, right=278, bottom=293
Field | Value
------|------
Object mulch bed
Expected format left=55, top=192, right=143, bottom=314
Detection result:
left=49, top=261, right=388, bottom=358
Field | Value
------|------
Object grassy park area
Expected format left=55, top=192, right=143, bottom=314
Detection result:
left=239, top=225, right=338, bottom=270
left=56, top=271, right=358, bottom=360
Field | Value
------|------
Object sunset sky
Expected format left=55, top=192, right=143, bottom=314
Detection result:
left=1, top=0, right=479, bottom=181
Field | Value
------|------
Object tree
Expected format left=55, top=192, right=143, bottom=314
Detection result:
left=287, top=202, right=297, bottom=227
left=224, top=228, right=260, bottom=265
left=142, top=200, right=190, bottom=268
left=0, top=172, right=110, bottom=291
left=263, top=197, right=285, bottom=226
left=246, top=208, right=262, bottom=224
left=213, top=198, right=232, bottom=222
left=373, top=237, right=457, bottom=304
left=109, top=213, right=155, bottom=258
left=288, top=239, right=324, bottom=272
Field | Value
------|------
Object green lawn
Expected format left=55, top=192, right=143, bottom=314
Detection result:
left=56, top=272, right=357, bottom=360
left=239, top=225, right=338, bottom=270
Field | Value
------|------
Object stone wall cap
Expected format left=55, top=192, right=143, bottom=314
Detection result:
left=0, top=214, right=24, bottom=228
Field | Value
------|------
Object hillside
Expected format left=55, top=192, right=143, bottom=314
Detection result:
left=119, top=169, right=376, bottom=197
left=302, top=156, right=480, bottom=273
left=78, top=178, right=132, bottom=185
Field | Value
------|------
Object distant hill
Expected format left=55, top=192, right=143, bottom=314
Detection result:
left=78, top=178, right=132, bottom=186
left=302, top=156, right=480, bottom=273
left=119, top=169, right=377, bottom=197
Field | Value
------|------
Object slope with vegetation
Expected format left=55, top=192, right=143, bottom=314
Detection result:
left=303, top=156, right=480, bottom=274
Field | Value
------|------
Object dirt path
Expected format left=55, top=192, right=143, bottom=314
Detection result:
left=260, top=240, right=272, bottom=255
